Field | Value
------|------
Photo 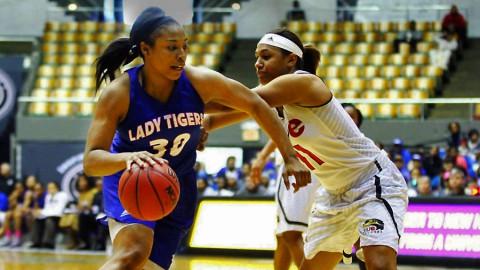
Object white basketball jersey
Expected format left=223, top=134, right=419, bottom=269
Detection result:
left=283, top=96, right=381, bottom=191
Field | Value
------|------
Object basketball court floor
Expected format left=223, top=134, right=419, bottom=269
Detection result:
left=0, top=248, right=477, bottom=270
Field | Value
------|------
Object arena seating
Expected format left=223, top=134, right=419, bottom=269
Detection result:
left=287, top=21, right=445, bottom=119
left=29, top=21, right=236, bottom=117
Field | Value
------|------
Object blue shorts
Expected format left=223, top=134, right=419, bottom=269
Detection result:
left=101, top=170, right=197, bottom=269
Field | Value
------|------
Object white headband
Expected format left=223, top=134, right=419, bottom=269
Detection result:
left=258, top=33, right=303, bottom=58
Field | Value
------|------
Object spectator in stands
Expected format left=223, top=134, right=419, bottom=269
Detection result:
left=445, top=146, right=468, bottom=173
left=226, top=177, right=240, bottom=194
left=30, top=181, right=69, bottom=249
left=423, top=146, right=443, bottom=178
left=459, top=129, right=480, bottom=162
left=441, top=5, right=468, bottom=48
left=409, top=168, right=422, bottom=188
left=441, top=167, right=466, bottom=196
left=393, top=155, right=410, bottom=182
left=286, top=0, right=306, bottom=21
left=259, top=172, right=276, bottom=196
left=393, top=20, right=423, bottom=53
left=440, top=157, right=455, bottom=189
left=194, top=161, right=208, bottom=180
left=465, top=178, right=479, bottom=196
left=197, top=177, right=215, bottom=198
left=91, top=178, right=108, bottom=250
left=415, top=176, right=438, bottom=197
left=212, top=176, right=234, bottom=197
left=390, top=138, right=412, bottom=171
left=1, top=182, right=26, bottom=247
left=216, top=156, right=240, bottom=181
left=76, top=174, right=98, bottom=250
left=236, top=176, right=267, bottom=197
left=0, top=163, right=16, bottom=196
left=410, top=154, right=426, bottom=176
left=446, top=121, right=463, bottom=148
left=238, top=162, right=252, bottom=182
left=429, top=30, right=458, bottom=71
left=0, top=191, right=8, bottom=239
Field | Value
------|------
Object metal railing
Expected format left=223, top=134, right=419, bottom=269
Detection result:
left=16, top=97, right=480, bottom=121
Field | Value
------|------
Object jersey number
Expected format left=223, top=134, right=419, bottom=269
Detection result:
left=294, top=144, right=324, bottom=170
left=150, top=133, right=191, bottom=158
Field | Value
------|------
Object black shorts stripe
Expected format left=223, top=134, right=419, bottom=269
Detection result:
left=277, top=179, right=308, bottom=227
left=374, top=175, right=401, bottom=239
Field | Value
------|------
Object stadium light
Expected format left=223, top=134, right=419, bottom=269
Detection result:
left=68, top=3, right=78, bottom=11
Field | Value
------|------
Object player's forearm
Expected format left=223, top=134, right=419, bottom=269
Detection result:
left=83, top=150, right=131, bottom=176
left=257, top=140, right=276, bottom=161
left=250, top=102, right=297, bottom=163
left=204, top=112, right=250, bottom=132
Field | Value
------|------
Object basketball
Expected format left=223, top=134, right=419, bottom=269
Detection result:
left=118, top=163, right=180, bottom=221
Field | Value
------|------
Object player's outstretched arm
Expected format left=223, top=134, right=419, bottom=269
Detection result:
left=251, top=140, right=276, bottom=184
left=186, top=66, right=311, bottom=191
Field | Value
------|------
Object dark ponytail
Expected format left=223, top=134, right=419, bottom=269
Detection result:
left=303, top=44, right=321, bottom=75
left=268, top=29, right=320, bottom=75
left=94, top=38, right=139, bottom=91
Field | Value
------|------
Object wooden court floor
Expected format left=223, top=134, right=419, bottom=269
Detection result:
left=0, top=248, right=477, bottom=270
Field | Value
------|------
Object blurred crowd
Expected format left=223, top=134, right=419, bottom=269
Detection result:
left=0, top=166, right=108, bottom=250
left=196, top=121, right=480, bottom=199
left=0, top=121, right=478, bottom=251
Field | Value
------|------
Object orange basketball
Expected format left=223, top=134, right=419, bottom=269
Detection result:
left=118, top=163, right=180, bottom=221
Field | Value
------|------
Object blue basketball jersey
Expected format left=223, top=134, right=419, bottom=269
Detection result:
left=103, top=65, right=204, bottom=225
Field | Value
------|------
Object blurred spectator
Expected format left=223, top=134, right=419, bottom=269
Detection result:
left=442, top=168, right=466, bottom=196
left=409, top=168, right=422, bottom=189
left=423, top=146, right=443, bottom=179
left=390, top=138, right=412, bottom=171
left=459, top=129, right=480, bottom=161
left=465, top=178, right=479, bottom=196
left=429, top=31, right=458, bottom=70
left=440, top=157, right=455, bottom=188
left=238, top=163, right=252, bottom=182
left=236, top=177, right=267, bottom=197
left=30, top=181, right=69, bottom=249
left=446, top=121, right=463, bottom=148
left=0, top=191, right=8, bottom=238
left=286, top=0, right=306, bottom=21
left=441, top=5, right=468, bottom=48
left=216, top=156, right=240, bottom=181
left=393, top=20, right=423, bottom=53
left=212, top=176, right=234, bottom=197
left=445, top=146, right=468, bottom=172
left=60, top=174, right=97, bottom=250
left=76, top=174, right=98, bottom=250
left=260, top=173, right=276, bottom=196
left=226, top=177, right=240, bottom=194
left=194, top=161, right=208, bottom=180
left=0, top=163, right=16, bottom=196
left=410, top=154, right=426, bottom=175
left=414, top=176, right=439, bottom=197
left=393, top=155, right=410, bottom=182
left=91, top=178, right=108, bottom=250
left=197, top=177, right=216, bottom=198
left=1, top=182, right=26, bottom=247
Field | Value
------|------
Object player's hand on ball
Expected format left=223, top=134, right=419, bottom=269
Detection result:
left=126, top=151, right=168, bottom=171
left=283, top=158, right=311, bottom=193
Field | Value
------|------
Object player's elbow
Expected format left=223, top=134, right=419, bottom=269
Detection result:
left=83, top=154, right=96, bottom=176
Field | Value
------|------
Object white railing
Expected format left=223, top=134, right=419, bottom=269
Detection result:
left=17, top=97, right=480, bottom=121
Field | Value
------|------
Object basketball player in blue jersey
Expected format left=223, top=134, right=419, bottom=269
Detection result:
left=83, top=7, right=311, bottom=270
left=203, top=29, right=408, bottom=270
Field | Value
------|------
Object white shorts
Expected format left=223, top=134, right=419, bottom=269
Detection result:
left=276, top=164, right=320, bottom=235
left=303, top=156, right=408, bottom=260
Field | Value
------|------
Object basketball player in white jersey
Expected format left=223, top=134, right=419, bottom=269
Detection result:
left=203, top=29, right=408, bottom=270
